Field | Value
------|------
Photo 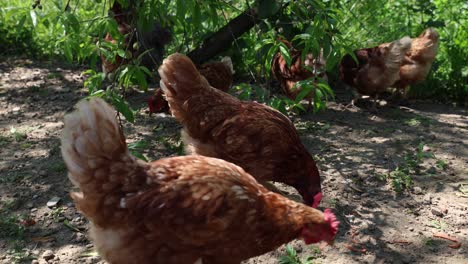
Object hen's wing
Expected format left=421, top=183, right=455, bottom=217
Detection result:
left=198, top=61, right=233, bottom=92
left=197, top=103, right=301, bottom=181
left=130, top=156, right=265, bottom=246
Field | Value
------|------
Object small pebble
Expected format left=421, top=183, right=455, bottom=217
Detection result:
left=431, top=208, right=445, bottom=217
left=47, top=197, right=61, bottom=208
left=413, top=186, right=423, bottom=195
left=74, top=232, right=85, bottom=242
left=42, top=250, right=54, bottom=261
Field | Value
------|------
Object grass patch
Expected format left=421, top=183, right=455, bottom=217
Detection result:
left=435, top=159, right=448, bottom=170
left=403, top=115, right=433, bottom=127
left=0, top=201, right=27, bottom=263
left=378, top=142, right=437, bottom=193
left=0, top=135, right=12, bottom=147
left=8, top=246, right=36, bottom=264
left=128, top=140, right=150, bottom=162
left=46, top=72, right=64, bottom=79
left=19, top=143, right=33, bottom=150
left=423, top=238, right=435, bottom=247
left=156, top=135, right=184, bottom=156
left=50, top=161, right=67, bottom=173
left=428, top=220, right=448, bottom=231
left=279, top=244, right=318, bottom=264
left=0, top=173, right=31, bottom=184
left=10, top=128, right=27, bottom=142
left=296, top=121, right=331, bottom=134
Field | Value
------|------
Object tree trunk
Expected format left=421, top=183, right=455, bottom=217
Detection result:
left=187, top=8, right=260, bottom=64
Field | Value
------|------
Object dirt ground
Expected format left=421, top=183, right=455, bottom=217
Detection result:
left=0, top=58, right=467, bottom=264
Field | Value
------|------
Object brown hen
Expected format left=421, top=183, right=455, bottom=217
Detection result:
left=271, top=39, right=328, bottom=109
left=159, top=53, right=322, bottom=207
left=339, top=36, right=412, bottom=108
left=392, top=28, right=439, bottom=91
left=100, top=1, right=171, bottom=75
left=61, top=97, right=339, bottom=264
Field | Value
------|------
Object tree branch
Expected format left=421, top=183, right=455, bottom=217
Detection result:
left=187, top=8, right=260, bottom=64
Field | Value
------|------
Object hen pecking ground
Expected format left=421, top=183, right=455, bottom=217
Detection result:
left=0, top=58, right=466, bottom=264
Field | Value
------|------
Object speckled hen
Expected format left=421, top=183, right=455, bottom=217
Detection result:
left=159, top=53, right=323, bottom=207
left=61, top=98, right=339, bottom=264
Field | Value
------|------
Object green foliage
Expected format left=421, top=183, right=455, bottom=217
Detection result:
left=0, top=0, right=101, bottom=60
left=279, top=244, right=316, bottom=264
left=128, top=140, right=149, bottom=161
left=428, top=219, right=448, bottom=230
left=9, top=128, right=27, bottom=142
left=379, top=141, right=439, bottom=193
left=0, top=201, right=25, bottom=244
left=1, top=0, right=465, bottom=120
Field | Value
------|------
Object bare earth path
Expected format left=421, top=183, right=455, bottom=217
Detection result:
left=1, top=59, right=467, bottom=264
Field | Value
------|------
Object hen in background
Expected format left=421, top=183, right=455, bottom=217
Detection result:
left=339, top=36, right=412, bottom=110
left=271, top=38, right=328, bottom=109
left=159, top=53, right=322, bottom=207
left=61, top=97, right=339, bottom=264
left=392, top=28, right=439, bottom=93
left=100, top=2, right=132, bottom=75
left=148, top=57, right=234, bottom=114
left=100, top=1, right=171, bottom=76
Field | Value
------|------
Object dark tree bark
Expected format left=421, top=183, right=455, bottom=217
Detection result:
left=187, top=8, right=260, bottom=65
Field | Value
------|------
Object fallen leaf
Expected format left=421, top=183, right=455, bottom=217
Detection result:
left=433, top=232, right=461, bottom=249
left=20, top=218, right=36, bottom=226
left=31, top=236, right=55, bottom=242
left=344, top=243, right=367, bottom=254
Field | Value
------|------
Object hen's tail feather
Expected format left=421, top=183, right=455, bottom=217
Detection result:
left=383, top=36, right=412, bottom=84
left=61, top=98, right=147, bottom=223
left=220, top=56, right=235, bottom=74
left=159, top=53, right=211, bottom=102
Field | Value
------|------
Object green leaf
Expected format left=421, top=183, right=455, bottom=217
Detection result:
left=63, top=42, right=73, bottom=62
left=128, top=140, right=149, bottom=161
left=279, top=44, right=292, bottom=67
left=128, top=140, right=149, bottom=150
left=111, top=95, right=135, bottom=123
left=192, top=3, right=201, bottom=27
left=130, top=150, right=148, bottom=161
left=65, top=13, right=80, bottom=33
left=134, top=69, right=148, bottom=91
left=17, top=15, right=27, bottom=32
left=264, top=44, right=278, bottom=75
left=176, top=0, right=186, bottom=19
left=294, top=83, right=314, bottom=102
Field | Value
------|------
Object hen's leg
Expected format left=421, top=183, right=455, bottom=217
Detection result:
left=346, top=91, right=360, bottom=109
left=307, top=96, right=313, bottom=111
left=369, top=94, right=379, bottom=113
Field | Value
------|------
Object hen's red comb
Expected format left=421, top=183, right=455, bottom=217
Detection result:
left=323, top=208, right=339, bottom=235
left=312, top=192, right=322, bottom=208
